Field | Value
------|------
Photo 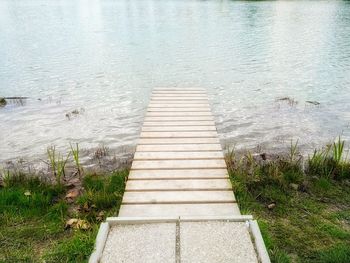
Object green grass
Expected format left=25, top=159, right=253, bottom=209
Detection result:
left=227, top=141, right=350, bottom=263
left=0, top=171, right=127, bottom=263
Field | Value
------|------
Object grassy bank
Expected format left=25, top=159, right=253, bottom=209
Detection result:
left=0, top=171, right=127, bottom=262
left=226, top=140, right=350, bottom=263
left=1, top=139, right=349, bottom=262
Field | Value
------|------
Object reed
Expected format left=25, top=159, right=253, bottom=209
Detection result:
left=70, top=143, right=83, bottom=178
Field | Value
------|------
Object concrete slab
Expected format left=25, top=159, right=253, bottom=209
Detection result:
left=128, top=169, right=229, bottom=179
left=125, top=179, right=232, bottom=191
left=100, top=223, right=176, bottom=263
left=180, top=221, right=258, bottom=263
left=134, top=151, right=224, bottom=160
left=118, top=203, right=240, bottom=217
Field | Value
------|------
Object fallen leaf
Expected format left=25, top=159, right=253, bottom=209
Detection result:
left=76, top=219, right=90, bottom=230
left=65, top=189, right=79, bottom=199
left=65, top=218, right=78, bottom=228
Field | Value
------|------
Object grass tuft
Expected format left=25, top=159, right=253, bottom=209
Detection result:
left=0, top=170, right=127, bottom=262
left=227, top=140, right=350, bottom=262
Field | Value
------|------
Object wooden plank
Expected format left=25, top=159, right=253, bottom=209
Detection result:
left=118, top=203, right=240, bottom=217
left=126, top=179, right=232, bottom=191
left=152, top=91, right=206, bottom=94
left=149, top=104, right=210, bottom=108
left=134, top=151, right=224, bottom=160
left=136, top=144, right=222, bottom=152
left=138, top=138, right=220, bottom=145
left=140, top=131, right=218, bottom=138
left=146, top=112, right=212, bottom=117
left=144, top=116, right=214, bottom=121
left=122, top=191, right=235, bottom=204
left=153, top=88, right=205, bottom=91
left=143, top=121, right=216, bottom=126
left=128, top=169, right=229, bottom=180
left=142, top=126, right=216, bottom=132
left=147, top=108, right=210, bottom=112
left=152, top=92, right=208, bottom=98
left=151, top=98, right=208, bottom=101
left=150, top=100, right=208, bottom=104
left=115, top=88, right=240, bottom=220
left=131, top=159, right=226, bottom=169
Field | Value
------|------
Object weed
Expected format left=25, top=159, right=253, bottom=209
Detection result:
left=289, top=139, right=299, bottom=163
left=0, top=97, right=7, bottom=107
left=0, top=170, right=128, bottom=262
left=47, top=146, right=70, bottom=185
left=307, top=137, right=349, bottom=179
left=227, top=141, right=350, bottom=262
left=93, top=145, right=109, bottom=160
left=70, top=143, right=83, bottom=178
left=276, top=97, right=298, bottom=107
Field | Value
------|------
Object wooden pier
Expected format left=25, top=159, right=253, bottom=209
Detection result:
left=90, top=88, right=270, bottom=263
left=118, top=88, right=240, bottom=217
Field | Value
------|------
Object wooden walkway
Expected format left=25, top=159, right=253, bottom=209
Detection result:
left=119, top=88, right=240, bottom=217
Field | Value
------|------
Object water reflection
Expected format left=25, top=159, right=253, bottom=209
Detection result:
left=0, top=0, right=350, bottom=163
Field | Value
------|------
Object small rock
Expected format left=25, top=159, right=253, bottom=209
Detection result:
left=260, top=153, right=267, bottom=161
left=267, top=203, right=276, bottom=210
left=290, top=183, right=299, bottom=190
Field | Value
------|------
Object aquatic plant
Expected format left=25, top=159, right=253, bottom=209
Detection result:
left=276, top=96, right=298, bottom=107
left=93, top=145, right=109, bottom=160
left=70, top=143, right=83, bottom=178
left=289, top=139, right=299, bottom=163
left=307, top=137, right=349, bottom=179
left=47, top=146, right=70, bottom=185
left=0, top=97, right=7, bottom=107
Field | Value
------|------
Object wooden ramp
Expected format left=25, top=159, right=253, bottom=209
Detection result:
left=90, top=88, right=271, bottom=263
left=119, top=88, right=240, bottom=217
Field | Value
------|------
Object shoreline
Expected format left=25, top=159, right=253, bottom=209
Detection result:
left=1, top=139, right=349, bottom=262
left=1, top=138, right=348, bottom=183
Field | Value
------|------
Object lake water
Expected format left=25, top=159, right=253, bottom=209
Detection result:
left=1, top=0, right=350, bottom=163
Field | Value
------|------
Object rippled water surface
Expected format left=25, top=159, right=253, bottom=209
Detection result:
left=1, top=0, right=350, bottom=162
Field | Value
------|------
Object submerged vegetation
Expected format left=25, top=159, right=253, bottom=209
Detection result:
left=226, top=138, right=350, bottom=263
left=0, top=97, right=7, bottom=107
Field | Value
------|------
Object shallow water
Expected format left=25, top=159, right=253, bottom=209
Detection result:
left=1, top=0, right=350, bottom=163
